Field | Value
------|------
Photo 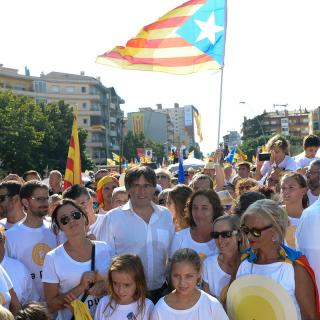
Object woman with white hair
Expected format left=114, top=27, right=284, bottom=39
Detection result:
left=237, top=199, right=319, bottom=319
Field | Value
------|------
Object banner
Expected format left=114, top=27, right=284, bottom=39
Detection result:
left=132, top=113, right=144, bottom=135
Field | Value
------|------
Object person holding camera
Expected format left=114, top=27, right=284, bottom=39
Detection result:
left=255, top=135, right=297, bottom=181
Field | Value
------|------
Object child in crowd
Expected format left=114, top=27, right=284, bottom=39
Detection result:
left=15, top=302, right=51, bottom=320
left=111, top=187, right=129, bottom=209
left=151, top=248, right=229, bottom=320
left=94, top=254, right=153, bottom=320
left=295, top=134, right=320, bottom=173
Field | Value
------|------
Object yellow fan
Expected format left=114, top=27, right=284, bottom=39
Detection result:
left=226, top=275, right=298, bottom=320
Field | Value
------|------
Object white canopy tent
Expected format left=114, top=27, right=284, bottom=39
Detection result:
left=168, top=157, right=206, bottom=173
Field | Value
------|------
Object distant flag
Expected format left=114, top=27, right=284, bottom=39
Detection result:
left=193, top=108, right=203, bottom=142
left=64, top=113, right=81, bottom=190
left=178, top=157, right=185, bottom=184
left=96, top=0, right=226, bottom=75
left=225, top=147, right=236, bottom=164
left=252, top=155, right=256, bottom=163
left=188, top=150, right=195, bottom=158
left=107, top=158, right=116, bottom=166
left=112, top=152, right=121, bottom=163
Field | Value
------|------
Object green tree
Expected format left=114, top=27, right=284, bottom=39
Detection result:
left=189, top=143, right=203, bottom=159
left=0, top=92, right=93, bottom=175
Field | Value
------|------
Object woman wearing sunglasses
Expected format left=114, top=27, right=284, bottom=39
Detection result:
left=237, top=199, right=318, bottom=320
left=42, top=199, right=114, bottom=320
left=202, top=214, right=241, bottom=302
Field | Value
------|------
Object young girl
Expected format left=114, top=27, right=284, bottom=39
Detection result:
left=94, top=254, right=153, bottom=320
left=151, top=248, right=229, bottom=320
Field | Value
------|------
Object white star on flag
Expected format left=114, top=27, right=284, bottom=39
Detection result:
left=195, top=13, right=224, bottom=44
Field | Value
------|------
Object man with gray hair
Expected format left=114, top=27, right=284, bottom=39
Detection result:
left=306, top=159, right=320, bottom=205
left=296, top=159, right=320, bottom=295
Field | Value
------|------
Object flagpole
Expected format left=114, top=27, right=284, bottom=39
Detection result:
left=217, top=0, right=228, bottom=148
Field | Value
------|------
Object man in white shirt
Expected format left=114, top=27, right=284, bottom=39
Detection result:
left=296, top=163, right=320, bottom=295
left=0, top=181, right=26, bottom=230
left=97, top=166, right=175, bottom=303
left=306, top=160, right=320, bottom=205
left=5, top=180, right=57, bottom=301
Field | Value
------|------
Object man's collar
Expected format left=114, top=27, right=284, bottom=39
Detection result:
left=122, top=200, right=160, bottom=215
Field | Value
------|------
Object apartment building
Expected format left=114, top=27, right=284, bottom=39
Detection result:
left=0, top=65, right=124, bottom=164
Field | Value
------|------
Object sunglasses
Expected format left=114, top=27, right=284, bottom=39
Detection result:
left=59, top=211, right=82, bottom=226
left=0, top=194, right=11, bottom=203
left=211, top=230, right=238, bottom=239
left=241, top=225, right=272, bottom=237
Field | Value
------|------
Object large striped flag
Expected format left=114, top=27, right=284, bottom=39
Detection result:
left=96, top=0, right=226, bottom=75
left=64, top=113, right=81, bottom=190
left=193, top=108, right=203, bottom=142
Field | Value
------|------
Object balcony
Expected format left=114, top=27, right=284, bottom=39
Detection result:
left=86, top=142, right=105, bottom=148
left=109, top=130, right=117, bottom=137
left=109, top=116, right=117, bottom=123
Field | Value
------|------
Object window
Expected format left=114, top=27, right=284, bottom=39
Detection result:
left=82, top=103, right=87, bottom=109
left=51, top=86, right=60, bottom=93
left=66, top=86, right=75, bottom=93
left=34, top=80, right=47, bottom=93
left=14, top=84, right=25, bottom=91
left=83, top=119, right=87, bottom=124
left=81, top=86, right=86, bottom=93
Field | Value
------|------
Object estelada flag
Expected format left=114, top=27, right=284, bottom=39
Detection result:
left=64, top=113, right=81, bottom=190
left=96, top=0, right=226, bottom=75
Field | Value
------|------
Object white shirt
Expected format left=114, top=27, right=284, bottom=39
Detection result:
left=89, top=214, right=105, bottom=239
left=0, top=265, right=12, bottom=309
left=307, top=189, right=319, bottom=206
left=296, top=198, right=320, bottom=295
left=1, top=255, right=39, bottom=304
left=202, top=255, right=231, bottom=298
left=96, top=200, right=175, bottom=290
left=170, top=228, right=218, bottom=261
left=285, top=216, right=300, bottom=249
left=0, top=215, right=26, bottom=230
left=295, top=155, right=320, bottom=169
left=237, top=259, right=301, bottom=319
left=260, top=155, right=297, bottom=176
left=151, top=290, right=229, bottom=320
left=42, top=241, right=113, bottom=320
left=94, top=296, right=154, bottom=320
left=5, top=220, right=58, bottom=301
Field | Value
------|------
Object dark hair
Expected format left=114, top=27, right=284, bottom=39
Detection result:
left=62, top=184, right=90, bottom=200
left=303, top=134, right=320, bottom=149
left=19, top=180, right=48, bottom=200
left=281, top=172, right=309, bottom=208
left=106, top=254, right=147, bottom=317
left=51, top=198, right=89, bottom=235
left=187, top=189, right=224, bottom=227
left=22, top=170, right=41, bottom=181
left=0, top=180, right=22, bottom=197
left=251, top=185, right=275, bottom=199
left=168, top=185, right=193, bottom=230
left=15, top=302, right=51, bottom=320
left=233, top=191, right=266, bottom=216
left=125, top=166, right=156, bottom=189
left=169, top=248, right=201, bottom=277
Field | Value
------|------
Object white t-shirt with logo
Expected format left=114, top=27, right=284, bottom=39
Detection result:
left=5, top=220, right=58, bottom=301
left=202, top=255, right=231, bottom=299
left=151, top=290, right=229, bottom=320
left=42, top=241, right=113, bottom=320
left=170, top=228, right=218, bottom=261
left=1, top=255, right=39, bottom=304
left=260, top=155, right=297, bottom=177
left=94, top=296, right=154, bottom=320
left=0, top=264, right=13, bottom=309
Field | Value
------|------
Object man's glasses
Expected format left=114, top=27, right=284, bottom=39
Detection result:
left=30, top=196, right=49, bottom=202
left=211, top=230, right=238, bottom=239
left=0, top=195, right=11, bottom=203
left=241, top=225, right=272, bottom=238
left=59, top=211, right=82, bottom=226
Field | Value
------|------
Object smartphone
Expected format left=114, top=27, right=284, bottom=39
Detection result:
left=258, top=153, right=271, bottom=161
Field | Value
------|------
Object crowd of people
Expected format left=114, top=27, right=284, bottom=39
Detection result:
left=0, top=133, right=320, bottom=319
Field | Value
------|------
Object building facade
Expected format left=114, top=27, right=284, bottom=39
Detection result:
left=223, top=131, right=241, bottom=148
left=0, top=66, right=124, bottom=164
